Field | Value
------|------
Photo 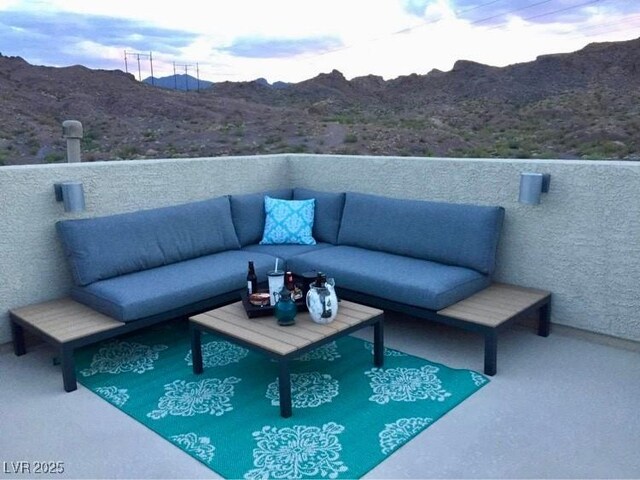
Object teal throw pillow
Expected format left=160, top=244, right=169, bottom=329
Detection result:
left=260, top=196, right=316, bottom=245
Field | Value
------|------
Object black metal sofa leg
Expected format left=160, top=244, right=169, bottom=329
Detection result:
left=11, top=320, right=26, bottom=356
left=484, top=329, right=497, bottom=376
left=538, top=302, right=551, bottom=337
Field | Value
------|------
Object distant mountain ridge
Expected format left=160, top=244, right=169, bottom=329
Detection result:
left=1, top=36, right=639, bottom=165
left=141, top=74, right=289, bottom=92
left=143, top=73, right=213, bottom=91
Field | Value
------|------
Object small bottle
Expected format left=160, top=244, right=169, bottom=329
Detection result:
left=315, top=271, right=326, bottom=288
left=247, top=261, right=258, bottom=295
left=285, top=271, right=295, bottom=291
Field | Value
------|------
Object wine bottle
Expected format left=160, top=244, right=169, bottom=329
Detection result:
left=247, top=261, right=258, bottom=294
left=285, top=271, right=295, bottom=291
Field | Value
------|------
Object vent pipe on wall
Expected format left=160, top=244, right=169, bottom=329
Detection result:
left=62, top=120, right=83, bottom=163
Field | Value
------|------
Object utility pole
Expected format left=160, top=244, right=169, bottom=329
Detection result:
left=124, top=51, right=154, bottom=85
left=173, top=62, right=194, bottom=91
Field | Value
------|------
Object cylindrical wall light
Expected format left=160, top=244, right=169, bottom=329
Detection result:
left=54, top=181, right=85, bottom=213
left=519, top=173, right=551, bottom=205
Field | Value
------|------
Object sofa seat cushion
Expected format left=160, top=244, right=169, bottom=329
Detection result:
left=242, top=242, right=334, bottom=264
left=70, top=251, right=278, bottom=322
left=338, top=192, right=504, bottom=275
left=286, top=246, right=491, bottom=311
left=57, top=196, right=240, bottom=286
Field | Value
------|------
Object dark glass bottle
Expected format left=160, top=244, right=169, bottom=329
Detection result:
left=247, top=261, right=258, bottom=294
left=285, top=271, right=295, bottom=291
left=315, top=271, right=326, bottom=288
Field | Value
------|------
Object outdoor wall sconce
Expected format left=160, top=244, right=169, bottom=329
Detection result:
left=518, top=173, right=551, bottom=205
left=54, top=181, right=85, bottom=213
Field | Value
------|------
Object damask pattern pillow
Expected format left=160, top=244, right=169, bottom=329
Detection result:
left=260, top=196, right=316, bottom=245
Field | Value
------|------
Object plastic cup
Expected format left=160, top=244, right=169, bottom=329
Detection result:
left=267, top=270, right=284, bottom=306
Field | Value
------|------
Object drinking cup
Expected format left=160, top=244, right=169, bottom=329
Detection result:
left=267, top=270, right=284, bottom=306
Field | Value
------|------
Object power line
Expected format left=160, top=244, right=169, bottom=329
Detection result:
left=309, top=0, right=508, bottom=58
left=484, top=0, right=605, bottom=30
left=124, top=50, right=154, bottom=84
left=173, top=61, right=203, bottom=92
left=395, top=0, right=508, bottom=34
left=564, top=17, right=640, bottom=39
left=469, top=0, right=555, bottom=26
left=303, top=0, right=627, bottom=67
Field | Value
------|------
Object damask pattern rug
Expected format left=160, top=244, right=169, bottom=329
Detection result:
left=76, top=320, right=489, bottom=479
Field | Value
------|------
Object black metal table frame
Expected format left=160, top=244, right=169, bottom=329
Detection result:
left=190, top=312, right=384, bottom=418
left=10, top=290, right=242, bottom=392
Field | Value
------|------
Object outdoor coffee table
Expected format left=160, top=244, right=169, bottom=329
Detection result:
left=189, top=300, right=384, bottom=417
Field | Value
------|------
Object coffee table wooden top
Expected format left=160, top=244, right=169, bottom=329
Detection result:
left=190, top=300, right=383, bottom=356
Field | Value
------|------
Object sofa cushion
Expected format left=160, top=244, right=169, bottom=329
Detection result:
left=229, top=188, right=292, bottom=246
left=286, top=245, right=490, bottom=311
left=337, top=192, right=504, bottom=275
left=70, top=250, right=278, bottom=322
left=57, top=196, right=241, bottom=287
left=260, top=197, right=316, bottom=245
left=242, top=242, right=334, bottom=264
left=293, top=188, right=345, bottom=244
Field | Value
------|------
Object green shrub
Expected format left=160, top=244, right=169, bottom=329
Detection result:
left=344, top=133, right=358, bottom=143
left=284, top=144, right=308, bottom=153
left=117, top=145, right=139, bottom=159
left=44, top=152, right=65, bottom=163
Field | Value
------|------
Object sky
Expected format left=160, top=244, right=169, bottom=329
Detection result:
left=1, top=0, right=639, bottom=84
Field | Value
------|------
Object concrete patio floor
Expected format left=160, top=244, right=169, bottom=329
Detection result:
left=1, top=314, right=639, bottom=479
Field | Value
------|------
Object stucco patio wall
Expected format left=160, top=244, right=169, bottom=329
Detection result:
left=0, top=156, right=289, bottom=344
left=1, top=154, right=639, bottom=344
left=289, top=155, right=640, bottom=342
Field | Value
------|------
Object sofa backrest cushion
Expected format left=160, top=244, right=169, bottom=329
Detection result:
left=293, top=188, right=345, bottom=244
left=57, top=196, right=241, bottom=286
left=229, top=188, right=293, bottom=246
left=337, top=192, right=505, bottom=275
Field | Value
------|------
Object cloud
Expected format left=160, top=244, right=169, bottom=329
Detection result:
left=224, top=36, right=343, bottom=59
left=0, top=10, right=197, bottom=66
left=0, top=0, right=638, bottom=83
left=403, top=0, right=431, bottom=17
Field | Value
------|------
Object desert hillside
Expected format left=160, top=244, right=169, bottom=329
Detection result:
left=1, top=36, right=639, bottom=165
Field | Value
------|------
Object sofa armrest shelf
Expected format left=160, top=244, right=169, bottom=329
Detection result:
left=337, top=282, right=551, bottom=375
left=9, top=289, right=242, bottom=392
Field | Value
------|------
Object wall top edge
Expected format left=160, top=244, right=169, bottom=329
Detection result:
left=0, top=154, right=292, bottom=172
left=289, top=153, right=640, bottom=167
left=2, top=154, right=639, bottom=172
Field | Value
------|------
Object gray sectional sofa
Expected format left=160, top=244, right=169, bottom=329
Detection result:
left=56, top=187, right=505, bottom=369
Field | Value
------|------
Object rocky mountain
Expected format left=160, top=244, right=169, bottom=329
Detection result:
left=142, top=73, right=213, bottom=91
left=1, top=36, right=639, bottom=165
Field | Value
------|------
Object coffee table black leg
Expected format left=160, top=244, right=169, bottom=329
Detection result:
left=61, top=345, right=77, bottom=392
left=278, top=359, right=292, bottom=418
left=191, top=326, right=203, bottom=374
left=373, top=316, right=384, bottom=367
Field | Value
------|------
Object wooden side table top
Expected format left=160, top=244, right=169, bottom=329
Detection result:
left=189, top=300, right=383, bottom=356
left=437, top=282, right=551, bottom=328
left=10, top=297, right=123, bottom=344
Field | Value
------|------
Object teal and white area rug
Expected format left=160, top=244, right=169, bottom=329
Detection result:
left=76, top=320, right=489, bottom=479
